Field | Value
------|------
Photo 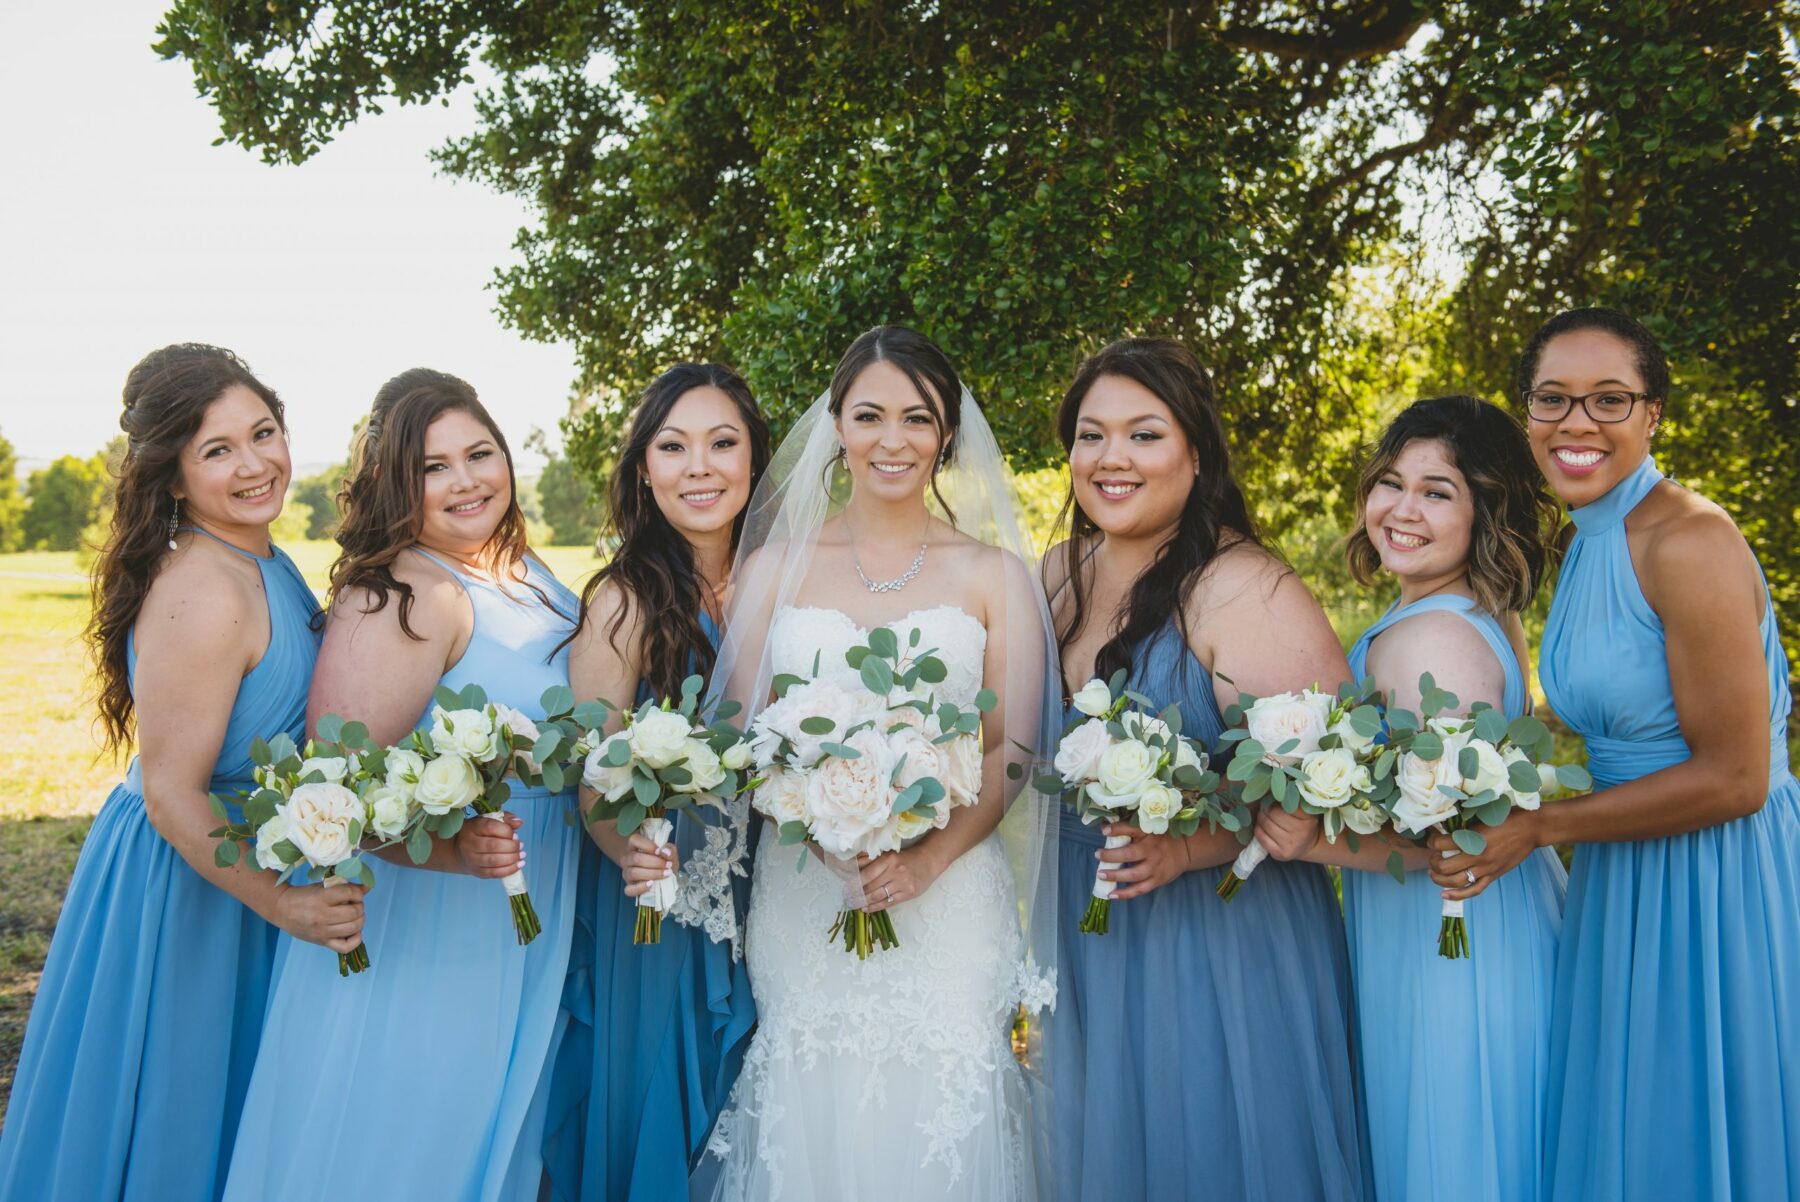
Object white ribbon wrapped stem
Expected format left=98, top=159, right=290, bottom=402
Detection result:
left=638, top=815, right=679, bottom=914
left=1092, top=833, right=1130, bottom=899
left=483, top=811, right=530, bottom=897
left=1229, top=838, right=1269, bottom=883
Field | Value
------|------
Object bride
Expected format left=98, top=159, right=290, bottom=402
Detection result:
left=691, top=326, right=1061, bottom=1200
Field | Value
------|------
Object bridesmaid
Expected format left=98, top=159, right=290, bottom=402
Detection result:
left=0, top=345, right=363, bottom=1201
left=1043, top=337, right=1368, bottom=1202
left=1258, top=395, right=1567, bottom=1202
left=1429, top=308, right=1800, bottom=1199
left=223, top=369, right=582, bottom=1201
left=542, top=364, right=767, bottom=1202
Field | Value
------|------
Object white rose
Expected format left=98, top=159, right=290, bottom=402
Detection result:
left=721, top=741, right=752, bottom=772
left=1173, top=738, right=1207, bottom=778
left=755, top=768, right=810, bottom=827
left=365, top=782, right=414, bottom=840
left=803, top=730, right=896, bottom=856
left=1340, top=800, right=1387, bottom=836
left=1458, top=737, right=1509, bottom=796
left=1244, top=691, right=1333, bottom=766
left=581, top=733, right=635, bottom=803
left=1329, top=713, right=1377, bottom=753
left=1296, top=746, right=1370, bottom=809
left=674, top=738, right=726, bottom=795
left=1537, top=761, right=1563, bottom=798
left=383, top=748, right=427, bottom=800
left=751, top=681, right=873, bottom=769
left=1071, top=678, right=1113, bottom=718
left=628, top=709, right=693, bottom=769
left=895, top=807, right=936, bottom=841
left=939, top=731, right=982, bottom=808
left=415, top=753, right=483, bottom=815
left=430, top=707, right=499, bottom=762
left=490, top=702, right=543, bottom=771
left=1391, top=749, right=1460, bottom=834
left=1096, top=738, right=1158, bottom=797
left=299, top=756, right=348, bottom=784
left=255, top=811, right=294, bottom=871
left=281, top=781, right=364, bottom=868
left=1053, top=719, right=1112, bottom=784
left=1136, top=781, right=1181, bottom=835
left=1501, top=746, right=1543, bottom=811
left=890, top=726, right=947, bottom=792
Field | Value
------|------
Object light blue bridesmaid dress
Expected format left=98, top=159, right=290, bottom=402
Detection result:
left=0, top=529, right=319, bottom=1201
left=222, top=549, right=583, bottom=1202
left=542, top=612, right=756, bottom=1202
left=1048, top=621, right=1370, bottom=1202
left=1343, top=594, right=1566, bottom=1202
left=1540, top=455, right=1800, bottom=1200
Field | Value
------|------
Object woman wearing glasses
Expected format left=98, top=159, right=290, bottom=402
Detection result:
left=1426, top=308, right=1800, bottom=1200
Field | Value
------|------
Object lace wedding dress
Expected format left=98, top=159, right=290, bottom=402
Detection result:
left=698, top=604, right=1038, bottom=1201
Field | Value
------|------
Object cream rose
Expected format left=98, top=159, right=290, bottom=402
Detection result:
left=281, top=781, right=364, bottom=868
left=1094, top=738, right=1157, bottom=799
left=490, top=702, right=543, bottom=771
left=754, top=768, right=810, bottom=827
left=1136, top=781, right=1182, bottom=835
left=751, top=681, right=872, bottom=769
left=628, top=709, right=692, bottom=769
left=581, top=733, right=635, bottom=803
left=939, top=731, right=982, bottom=808
left=383, top=748, right=427, bottom=799
left=803, top=730, right=896, bottom=857
left=415, top=753, right=483, bottom=815
left=1329, top=713, right=1377, bottom=753
left=1071, top=678, right=1113, bottom=718
left=430, top=707, right=500, bottom=762
left=1244, top=691, right=1333, bottom=766
left=890, top=726, right=947, bottom=792
left=1296, top=746, right=1371, bottom=809
left=1340, top=800, right=1387, bottom=836
left=1054, top=719, right=1112, bottom=784
left=674, top=738, right=726, bottom=795
left=299, top=756, right=348, bottom=784
left=1391, top=749, right=1460, bottom=834
left=895, top=807, right=936, bottom=841
left=255, top=811, right=295, bottom=871
left=365, top=782, right=414, bottom=840
left=721, top=741, right=752, bottom=772
left=1537, top=761, right=1563, bottom=798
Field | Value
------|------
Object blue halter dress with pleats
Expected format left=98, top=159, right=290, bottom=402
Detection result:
left=1047, top=621, right=1369, bottom=1202
left=0, top=530, right=319, bottom=1201
left=222, top=549, right=583, bottom=1202
left=1540, top=455, right=1800, bottom=1200
left=1343, top=594, right=1565, bottom=1202
left=543, top=611, right=757, bottom=1202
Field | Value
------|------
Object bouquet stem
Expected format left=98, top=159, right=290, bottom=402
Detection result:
left=1216, top=840, right=1267, bottom=902
left=1080, top=895, right=1111, bottom=935
left=635, top=905, right=662, bottom=944
left=1438, top=898, right=1469, bottom=960
left=321, top=877, right=371, bottom=975
left=828, top=909, right=900, bottom=960
left=481, top=810, right=540, bottom=945
left=633, top=810, right=677, bottom=946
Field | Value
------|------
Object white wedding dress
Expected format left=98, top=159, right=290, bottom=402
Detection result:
left=699, top=604, right=1039, bottom=1201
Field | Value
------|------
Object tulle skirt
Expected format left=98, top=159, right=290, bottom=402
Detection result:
left=0, top=784, right=276, bottom=1202
left=542, top=838, right=756, bottom=1202
left=221, top=787, right=580, bottom=1202
left=1343, top=846, right=1565, bottom=1202
left=1546, top=776, right=1800, bottom=1201
left=1048, top=823, right=1369, bottom=1202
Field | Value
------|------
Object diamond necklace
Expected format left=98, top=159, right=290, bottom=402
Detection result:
left=846, top=512, right=928, bottom=594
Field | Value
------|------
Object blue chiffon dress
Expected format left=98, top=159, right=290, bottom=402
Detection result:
left=1048, top=621, right=1369, bottom=1202
left=1540, top=455, right=1800, bottom=1200
left=0, top=530, right=320, bottom=1201
left=1343, top=594, right=1566, bottom=1202
left=543, top=613, right=756, bottom=1202
left=222, top=549, right=583, bottom=1202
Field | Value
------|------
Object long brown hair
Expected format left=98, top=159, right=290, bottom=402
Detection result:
left=573, top=363, right=770, bottom=698
left=330, top=369, right=533, bottom=639
left=1054, top=337, right=1267, bottom=682
left=87, top=344, right=286, bottom=755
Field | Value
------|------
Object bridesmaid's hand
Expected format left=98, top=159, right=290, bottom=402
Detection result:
left=621, top=830, right=677, bottom=899
left=1254, top=807, right=1321, bottom=861
left=1427, top=811, right=1543, bottom=900
left=1099, top=822, right=1193, bottom=900
left=457, top=811, right=523, bottom=879
left=272, top=881, right=368, bottom=953
left=857, top=846, right=943, bottom=913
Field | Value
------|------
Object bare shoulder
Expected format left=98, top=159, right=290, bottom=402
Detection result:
left=572, top=574, right=643, bottom=656
left=330, top=551, right=464, bottom=635
left=1190, top=538, right=1295, bottom=613
left=1636, top=485, right=1763, bottom=608
left=1367, top=609, right=1508, bottom=709
left=139, top=548, right=257, bottom=645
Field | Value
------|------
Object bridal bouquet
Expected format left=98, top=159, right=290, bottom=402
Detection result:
left=1044, top=673, right=1229, bottom=934
left=388, top=682, right=584, bottom=945
left=576, top=674, right=756, bottom=944
left=1370, top=674, right=1590, bottom=958
left=211, top=721, right=393, bottom=976
left=1214, top=680, right=1386, bottom=901
left=748, top=627, right=991, bottom=960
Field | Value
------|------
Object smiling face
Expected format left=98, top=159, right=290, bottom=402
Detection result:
left=417, top=407, right=513, bottom=555
left=1526, top=327, right=1661, bottom=508
left=173, top=384, right=291, bottom=534
left=1361, top=437, right=1475, bottom=589
left=1068, top=373, right=1197, bottom=541
left=644, top=385, right=755, bottom=540
left=833, top=359, right=946, bottom=504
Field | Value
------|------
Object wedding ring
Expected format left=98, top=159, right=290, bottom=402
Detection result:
left=1465, top=869, right=1477, bottom=886
left=884, top=884, right=893, bottom=903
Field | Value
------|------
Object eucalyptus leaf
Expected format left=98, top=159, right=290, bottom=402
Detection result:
left=1451, top=827, right=1487, bottom=855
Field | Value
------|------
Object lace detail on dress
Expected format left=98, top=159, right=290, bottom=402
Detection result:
left=668, top=811, right=747, bottom=951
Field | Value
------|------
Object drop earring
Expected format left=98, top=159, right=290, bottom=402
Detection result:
left=167, top=498, right=181, bottom=550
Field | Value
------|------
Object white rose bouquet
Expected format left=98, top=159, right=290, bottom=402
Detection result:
left=571, top=674, right=756, bottom=944
left=748, top=625, right=993, bottom=960
left=1367, top=673, right=1590, bottom=958
left=210, top=720, right=390, bottom=976
left=1044, top=673, right=1228, bottom=935
left=1213, top=680, right=1385, bottom=901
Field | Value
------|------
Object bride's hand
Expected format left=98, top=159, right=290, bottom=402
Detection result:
left=1099, top=821, right=1194, bottom=900
left=857, top=846, right=943, bottom=913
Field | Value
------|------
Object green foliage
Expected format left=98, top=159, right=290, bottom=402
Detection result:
left=22, top=454, right=109, bottom=552
left=0, top=429, right=24, bottom=553
left=289, top=463, right=345, bottom=540
left=525, top=429, right=603, bottom=546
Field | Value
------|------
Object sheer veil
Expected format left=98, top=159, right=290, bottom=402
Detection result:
left=682, top=384, right=1062, bottom=1024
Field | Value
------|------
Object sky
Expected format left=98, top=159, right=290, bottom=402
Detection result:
left=0, top=3, right=580, bottom=473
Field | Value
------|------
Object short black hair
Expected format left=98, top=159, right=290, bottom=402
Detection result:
left=1515, top=306, right=1671, bottom=401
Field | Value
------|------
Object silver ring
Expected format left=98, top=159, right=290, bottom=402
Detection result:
left=1465, top=869, right=1477, bottom=886
left=884, top=884, right=893, bottom=903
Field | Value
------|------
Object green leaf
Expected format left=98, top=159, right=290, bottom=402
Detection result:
left=713, top=699, right=742, bottom=721
left=1386, top=850, right=1407, bottom=884
left=543, top=761, right=566, bottom=793
left=533, top=728, right=564, bottom=765
left=859, top=656, right=895, bottom=696
left=974, top=688, right=997, bottom=712
left=1508, top=760, right=1541, bottom=793
left=1451, top=827, right=1487, bottom=855
left=249, top=736, right=272, bottom=767
left=604, top=739, right=632, bottom=767
left=633, top=774, right=661, bottom=808
left=1557, top=763, right=1593, bottom=791
left=867, top=627, right=899, bottom=659
left=1458, top=746, right=1480, bottom=781
left=799, top=715, right=837, bottom=735
left=406, top=824, right=433, bottom=864
left=438, top=809, right=465, bottom=839
left=891, top=781, right=923, bottom=815
left=819, top=740, right=860, bottom=759
left=1411, top=731, right=1443, bottom=760
left=434, top=685, right=462, bottom=711
left=1508, top=715, right=1549, bottom=748
left=1473, top=708, right=1508, bottom=745
left=916, top=656, right=948, bottom=684
left=778, top=820, right=810, bottom=845
left=215, top=840, right=240, bottom=868
left=208, top=792, right=229, bottom=819
left=1243, top=773, right=1271, bottom=803
left=619, top=801, right=647, bottom=834
left=1270, top=768, right=1288, bottom=804
left=540, top=684, right=576, bottom=716
left=316, top=713, right=345, bottom=743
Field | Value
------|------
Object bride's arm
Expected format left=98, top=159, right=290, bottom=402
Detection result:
left=860, top=547, right=1043, bottom=909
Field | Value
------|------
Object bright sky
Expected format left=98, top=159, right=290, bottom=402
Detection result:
left=0, top=3, right=579, bottom=472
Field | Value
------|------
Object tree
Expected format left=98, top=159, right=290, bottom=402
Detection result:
left=290, top=463, right=346, bottom=540
left=23, top=454, right=109, bottom=552
left=0, top=428, right=24, bottom=553
left=526, top=428, right=604, bottom=547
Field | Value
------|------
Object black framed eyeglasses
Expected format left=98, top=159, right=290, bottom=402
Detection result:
left=1521, top=390, right=1657, bottom=424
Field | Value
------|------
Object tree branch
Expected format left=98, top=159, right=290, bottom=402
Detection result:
left=1219, top=1, right=1428, bottom=65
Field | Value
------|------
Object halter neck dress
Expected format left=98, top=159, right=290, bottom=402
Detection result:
left=0, top=529, right=319, bottom=1201
left=1344, top=593, right=1565, bottom=1202
left=1539, top=455, right=1800, bottom=1199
